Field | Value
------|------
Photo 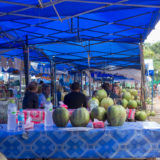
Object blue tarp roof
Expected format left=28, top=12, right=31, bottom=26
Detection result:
left=0, top=0, right=160, bottom=70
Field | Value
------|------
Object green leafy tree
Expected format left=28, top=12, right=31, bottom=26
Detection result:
left=144, top=47, right=155, bottom=58
left=150, top=42, right=160, bottom=54
left=144, top=42, right=160, bottom=81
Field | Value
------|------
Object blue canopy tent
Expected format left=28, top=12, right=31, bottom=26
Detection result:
left=0, top=0, right=159, bottom=68
left=0, top=0, right=160, bottom=102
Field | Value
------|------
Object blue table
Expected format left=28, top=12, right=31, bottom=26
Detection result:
left=0, top=122, right=160, bottom=159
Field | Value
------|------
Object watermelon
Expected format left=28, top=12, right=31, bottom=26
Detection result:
left=107, top=105, right=126, bottom=126
left=146, top=111, right=150, bottom=117
left=127, top=100, right=137, bottom=109
left=53, top=107, right=69, bottom=127
left=131, top=95, right=135, bottom=100
left=70, top=108, right=90, bottom=127
left=88, top=97, right=99, bottom=108
left=136, top=111, right=147, bottom=121
left=136, top=99, right=141, bottom=106
left=122, top=92, right=132, bottom=101
left=90, top=107, right=107, bottom=121
left=150, top=111, right=156, bottom=116
left=121, top=99, right=128, bottom=108
left=96, top=89, right=107, bottom=101
left=101, top=97, right=114, bottom=110
left=131, top=89, right=138, bottom=96
left=135, top=111, right=140, bottom=120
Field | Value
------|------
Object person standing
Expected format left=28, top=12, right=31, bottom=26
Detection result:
left=64, top=82, right=87, bottom=109
left=23, top=82, right=38, bottom=109
left=157, top=83, right=160, bottom=99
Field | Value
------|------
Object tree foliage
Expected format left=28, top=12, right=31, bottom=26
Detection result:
left=144, top=47, right=155, bottom=58
left=144, top=42, right=160, bottom=80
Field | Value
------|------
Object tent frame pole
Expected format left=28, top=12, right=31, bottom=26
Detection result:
left=88, top=41, right=92, bottom=97
left=64, top=0, right=160, bottom=9
left=53, top=58, right=57, bottom=106
left=23, top=35, right=29, bottom=87
left=50, top=57, right=57, bottom=106
left=50, top=59, right=54, bottom=104
left=140, top=43, right=146, bottom=110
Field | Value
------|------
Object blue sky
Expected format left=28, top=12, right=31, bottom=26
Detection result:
left=145, top=21, right=160, bottom=43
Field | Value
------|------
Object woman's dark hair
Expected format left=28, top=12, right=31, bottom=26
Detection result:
left=39, top=80, right=44, bottom=84
left=42, top=84, right=50, bottom=92
left=71, top=82, right=80, bottom=91
left=102, top=83, right=109, bottom=90
left=27, top=82, right=38, bottom=92
left=92, top=90, right=97, bottom=97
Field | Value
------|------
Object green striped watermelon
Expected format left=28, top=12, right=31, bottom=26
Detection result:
left=53, top=107, right=69, bottom=127
left=107, top=105, right=126, bottom=126
left=70, top=108, right=90, bottom=127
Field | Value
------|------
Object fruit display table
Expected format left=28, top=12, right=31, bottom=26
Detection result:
left=0, top=122, right=160, bottom=159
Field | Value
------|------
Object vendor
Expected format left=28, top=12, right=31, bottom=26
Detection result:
left=110, top=85, right=121, bottom=104
left=64, top=82, right=87, bottom=109
left=38, top=84, right=50, bottom=108
left=102, top=83, right=111, bottom=95
left=23, top=82, right=38, bottom=109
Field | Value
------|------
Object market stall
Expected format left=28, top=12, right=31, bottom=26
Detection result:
left=0, top=0, right=160, bottom=160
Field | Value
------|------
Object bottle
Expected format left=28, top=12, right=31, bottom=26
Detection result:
left=7, top=99, right=17, bottom=131
left=44, top=97, right=53, bottom=127
left=18, top=109, right=24, bottom=130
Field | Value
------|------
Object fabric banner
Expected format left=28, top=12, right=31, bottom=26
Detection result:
left=44, top=68, right=48, bottom=74
left=8, top=58, right=14, bottom=68
left=40, top=66, right=43, bottom=73
left=14, top=58, right=22, bottom=71
left=31, top=62, right=38, bottom=71
left=1, top=56, right=8, bottom=71
left=21, top=61, right=24, bottom=71
left=48, top=68, right=50, bottom=74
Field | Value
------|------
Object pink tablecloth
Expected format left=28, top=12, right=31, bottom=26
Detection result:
left=16, top=109, right=74, bottom=124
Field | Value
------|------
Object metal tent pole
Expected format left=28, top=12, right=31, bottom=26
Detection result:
left=80, top=70, right=83, bottom=91
left=50, top=57, right=56, bottom=106
left=53, top=58, right=57, bottom=106
left=23, top=35, right=29, bottom=87
left=88, top=41, right=92, bottom=97
left=74, top=71, right=76, bottom=82
left=50, top=59, right=54, bottom=104
left=140, top=43, right=146, bottom=110
left=151, top=74, right=154, bottom=112
left=19, top=71, right=22, bottom=96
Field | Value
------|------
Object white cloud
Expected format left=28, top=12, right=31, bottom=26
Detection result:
left=145, top=20, right=160, bottom=43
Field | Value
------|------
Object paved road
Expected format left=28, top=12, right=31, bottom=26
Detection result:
left=148, top=96, right=160, bottom=123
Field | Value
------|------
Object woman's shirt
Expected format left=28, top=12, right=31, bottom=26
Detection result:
left=23, top=91, right=38, bottom=109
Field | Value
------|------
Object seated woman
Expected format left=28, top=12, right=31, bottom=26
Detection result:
left=110, top=85, right=122, bottom=104
left=23, top=82, right=38, bottom=109
left=38, top=84, right=50, bottom=108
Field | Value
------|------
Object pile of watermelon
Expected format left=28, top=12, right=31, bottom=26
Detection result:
left=52, top=87, right=153, bottom=127
left=121, top=89, right=140, bottom=109
left=52, top=89, right=126, bottom=127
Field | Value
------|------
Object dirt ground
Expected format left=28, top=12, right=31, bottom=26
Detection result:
left=148, top=96, right=160, bottom=123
